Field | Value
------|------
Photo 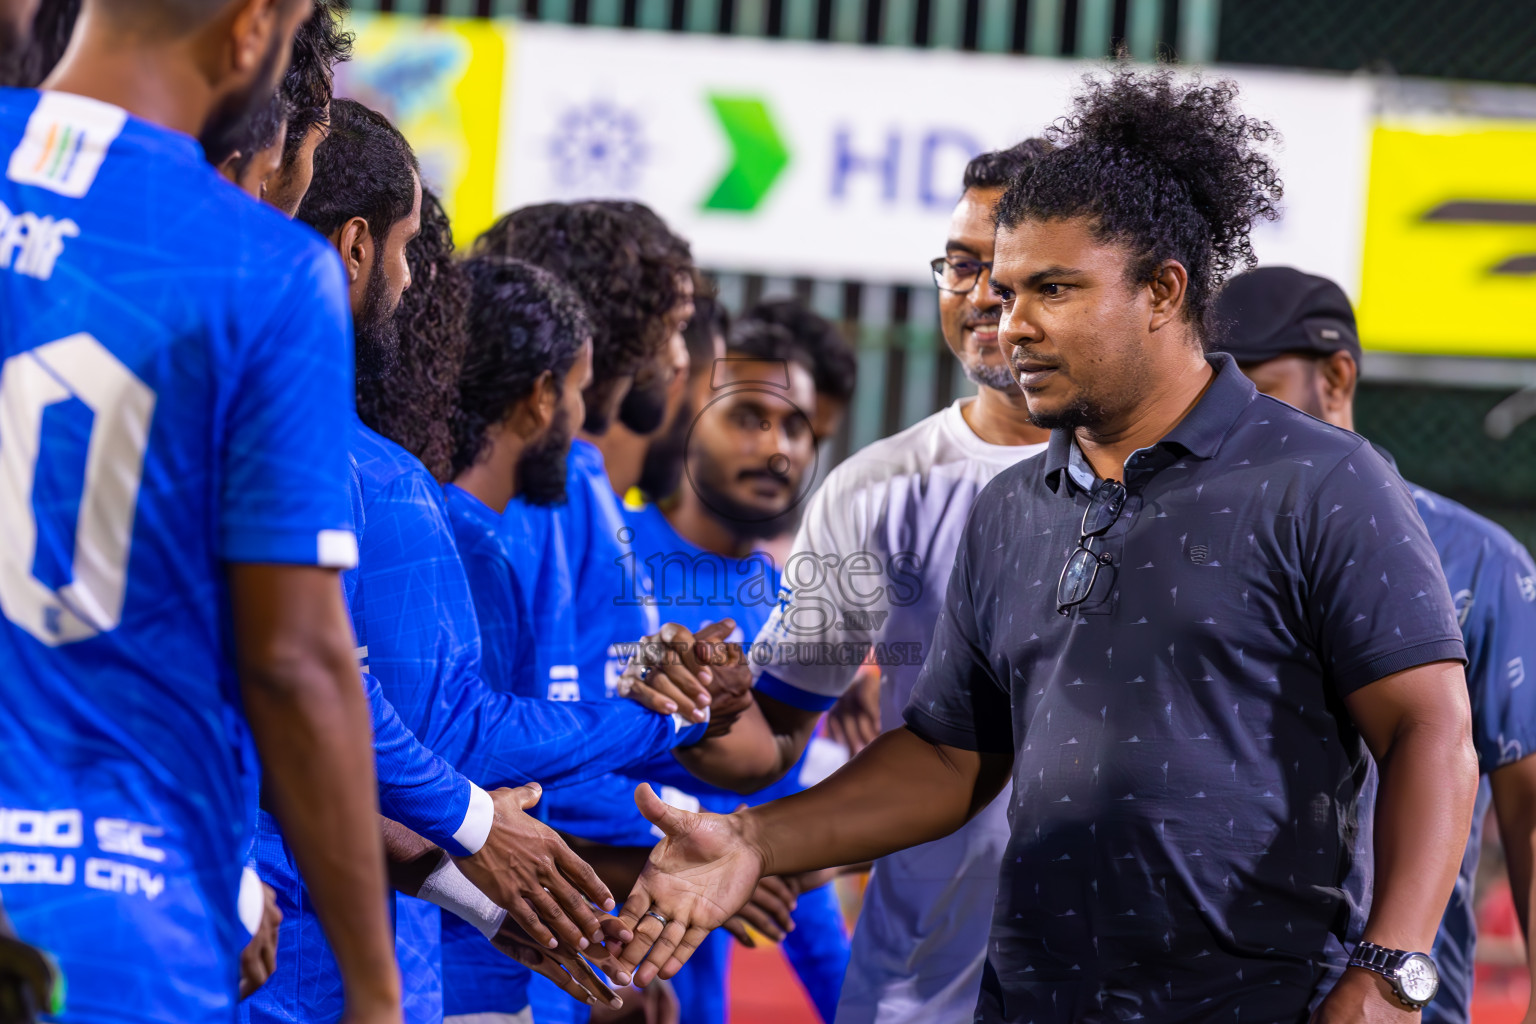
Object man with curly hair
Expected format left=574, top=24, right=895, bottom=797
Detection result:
left=610, top=66, right=1479, bottom=1023
left=264, top=0, right=348, bottom=216
left=439, top=255, right=597, bottom=1024
left=473, top=201, right=729, bottom=1024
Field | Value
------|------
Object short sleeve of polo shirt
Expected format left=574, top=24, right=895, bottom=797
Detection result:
left=902, top=500, right=1013, bottom=754
left=1305, top=443, right=1466, bottom=693
left=220, top=242, right=357, bottom=569
left=1463, top=537, right=1536, bottom=772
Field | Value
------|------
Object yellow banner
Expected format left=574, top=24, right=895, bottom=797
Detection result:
left=1358, top=118, right=1536, bottom=356
left=335, top=14, right=508, bottom=248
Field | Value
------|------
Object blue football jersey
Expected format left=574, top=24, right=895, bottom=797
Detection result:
left=557, top=439, right=660, bottom=699
left=0, top=90, right=356, bottom=1024
left=1413, top=484, right=1536, bottom=1024
left=352, top=425, right=699, bottom=1023
left=443, top=483, right=540, bottom=699
left=441, top=481, right=710, bottom=1018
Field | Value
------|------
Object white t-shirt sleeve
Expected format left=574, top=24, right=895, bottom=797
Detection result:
left=752, top=462, right=883, bottom=710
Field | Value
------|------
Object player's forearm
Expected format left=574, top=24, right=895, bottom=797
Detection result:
left=1489, top=759, right=1536, bottom=1005
left=243, top=649, right=399, bottom=1014
left=1364, top=713, right=1478, bottom=952
left=671, top=696, right=814, bottom=794
left=381, top=818, right=442, bottom=896
left=443, top=690, right=684, bottom=790
left=740, top=726, right=1008, bottom=878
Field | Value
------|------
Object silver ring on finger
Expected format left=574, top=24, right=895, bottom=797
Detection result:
left=637, top=665, right=655, bottom=685
left=644, top=910, right=669, bottom=927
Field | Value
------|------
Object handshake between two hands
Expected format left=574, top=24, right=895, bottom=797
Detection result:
left=467, top=780, right=790, bottom=1013
left=456, top=620, right=767, bottom=1011
left=614, top=619, right=757, bottom=736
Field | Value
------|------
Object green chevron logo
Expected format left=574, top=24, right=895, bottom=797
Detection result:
left=701, top=94, right=790, bottom=213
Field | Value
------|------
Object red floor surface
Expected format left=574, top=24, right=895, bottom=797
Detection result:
left=728, top=944, right=820, bottom=1024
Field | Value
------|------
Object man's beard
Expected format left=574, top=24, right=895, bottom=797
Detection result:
left=198, top=26, right=287, bottom=169
left=636, top=397, right=691, bottom=501
left=689, top=452, right=798, bottom=542
left=518, top=404, right=573, bottom=506
left=354, top=256, right=401, bottom=382
left=964, top=357, right=1019, bottom=393
left=618, top=374, right=670, bottom=434
left=1025, top=392, right=1109, bottom=431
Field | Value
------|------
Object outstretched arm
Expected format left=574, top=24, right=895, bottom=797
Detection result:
left=613, top=726, right=1013, bottom=986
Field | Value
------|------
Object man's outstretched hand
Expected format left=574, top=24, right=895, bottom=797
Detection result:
left=613, top=784, right=765, bottom=986
left=455, top=784, right=622, bottom=953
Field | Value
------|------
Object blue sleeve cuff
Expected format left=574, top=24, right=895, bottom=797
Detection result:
left=754, top=672, right=839, bottom=713
left=222, top=525, right=358, bottom=568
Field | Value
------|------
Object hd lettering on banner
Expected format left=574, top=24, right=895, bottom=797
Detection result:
left=335, top=15, right=1371, bottom=289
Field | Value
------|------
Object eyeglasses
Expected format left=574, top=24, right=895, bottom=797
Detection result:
left=930, top=256, right=992, bottom=294
left=1056, top=479, right=1127, bottom=616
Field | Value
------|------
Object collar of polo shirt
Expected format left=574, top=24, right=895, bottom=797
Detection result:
left=1044, top=353, right=1259, bottom=494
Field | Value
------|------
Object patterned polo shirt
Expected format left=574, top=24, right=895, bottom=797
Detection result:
left=905, top=354, right=1467, bottom=1023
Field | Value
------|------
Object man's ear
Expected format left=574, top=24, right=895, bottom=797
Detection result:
left=510, top=371, right=559, bottom=440
left=533, top=371, right=559, bottom=432
left=1318, top=350, right=1359, bottom=418
left=215, top=150, right=243, bottom=185
left=1146, top=260, right=1190, bottom=334
left=227, top=0, right=283, bottom=75
left=329, top=217, right=372, bottom=306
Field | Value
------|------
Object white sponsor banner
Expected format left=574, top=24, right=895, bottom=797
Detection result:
left=500, top=24, right=1374, bottom=293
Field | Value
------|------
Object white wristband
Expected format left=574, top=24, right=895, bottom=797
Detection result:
left=237, top=865, right=264, bottom=936
left=417, top=852, right=508, bottom=939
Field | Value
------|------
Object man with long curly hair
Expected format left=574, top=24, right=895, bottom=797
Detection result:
left=474, top=202, right=714, bottom=1024
left=610, top=66, right=1480, bottom=1023
left=438, top=255, right=598, bottom=1024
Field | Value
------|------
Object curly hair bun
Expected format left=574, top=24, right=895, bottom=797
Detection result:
left=997, top=64, right=1283, bottom=340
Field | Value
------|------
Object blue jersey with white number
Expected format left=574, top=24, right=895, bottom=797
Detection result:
left=0, top=90, right=356, bottom=1024
left=1413, top=485, right=1536, bottom=1024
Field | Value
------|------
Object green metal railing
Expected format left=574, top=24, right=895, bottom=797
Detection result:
left=349, top=0, right=1219, bottom=62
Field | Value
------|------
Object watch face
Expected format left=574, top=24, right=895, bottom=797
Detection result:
left=1398, top=953, right=1439, bottom=1003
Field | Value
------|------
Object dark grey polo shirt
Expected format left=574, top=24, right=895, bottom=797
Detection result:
left=905, top=354, right=1466, bottom=1024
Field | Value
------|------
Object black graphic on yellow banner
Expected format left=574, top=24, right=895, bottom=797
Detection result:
left=1359, top=120, right=1536, bottom=357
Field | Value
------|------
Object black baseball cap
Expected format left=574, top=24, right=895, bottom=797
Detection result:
left=1212, top=266, right=1361, bottom=366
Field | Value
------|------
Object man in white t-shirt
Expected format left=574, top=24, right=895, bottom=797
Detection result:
left=747, top=139, right=1055, bottom=1024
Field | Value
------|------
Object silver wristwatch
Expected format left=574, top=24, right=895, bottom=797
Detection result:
left=1348, top=940, right=1439, bottom=1010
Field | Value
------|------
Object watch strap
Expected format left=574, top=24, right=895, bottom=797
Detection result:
left=1348, top=941, right=1431, bottom=1010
